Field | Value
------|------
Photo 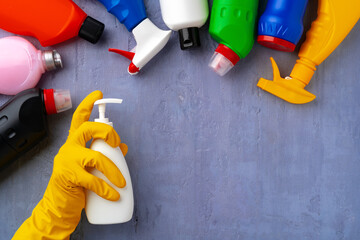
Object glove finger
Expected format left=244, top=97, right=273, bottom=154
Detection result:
left=82, top=149, right=126, bottom=188
left=69, top=91, right=103, bottom=135
left=119, top=143, right=128, bottom=156
left=76, top=168, right=120, bottom=201
left=72, top=122, right=121, bottom=148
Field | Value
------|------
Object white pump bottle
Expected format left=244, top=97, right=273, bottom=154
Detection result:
left=159, top=0, right=209, bottom=50
left=85, top=98, right=134, bottom=224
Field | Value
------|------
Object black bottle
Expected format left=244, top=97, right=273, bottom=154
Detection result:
left=0, top=88, right=72, bottom=171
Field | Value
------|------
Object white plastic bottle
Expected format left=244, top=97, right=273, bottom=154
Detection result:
left=159, top=0, right=209, bottom=50
left=85, top=98, right=134, bottom=224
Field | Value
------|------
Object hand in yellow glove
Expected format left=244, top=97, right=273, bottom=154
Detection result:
left=13, top=91, right=128, bottom=240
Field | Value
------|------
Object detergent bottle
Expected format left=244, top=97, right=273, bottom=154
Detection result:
left=97, top=0, right=171, bottom=75
left=208, top=0, right=259, bottom=76
left=0, top=0, right=105, bottom=46
left=85, top=99, right=134, bottom=224
left=258, top=0, right=309, bottom=52
left=159, top=0, right=209, bottom=50
left=0, top=88, right=72, bottom=171
left=257, top=0, right=360, bottom=104
left=0, top=36, right=63, bottom=96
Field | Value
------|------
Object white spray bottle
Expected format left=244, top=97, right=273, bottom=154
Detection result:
left=85, top=98, right=134, bottom=224
left=159, top=0, right=209, bottom=50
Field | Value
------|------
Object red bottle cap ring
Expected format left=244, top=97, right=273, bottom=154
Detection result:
left=257, top=35, right=296, bottom=52
left=43, top=89, right=57, bottom=115
left=215, top=44, right=240, bottom=66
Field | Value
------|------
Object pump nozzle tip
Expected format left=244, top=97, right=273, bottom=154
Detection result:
left=128, top=63, right=140, bottom=75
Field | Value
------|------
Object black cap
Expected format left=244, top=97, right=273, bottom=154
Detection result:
left=179, top=27, right=201, bottom=50
left=78, top=16, right=105, bottom=44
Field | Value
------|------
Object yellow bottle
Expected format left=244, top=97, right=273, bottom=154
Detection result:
left=257, top=0, right=360, bottom=104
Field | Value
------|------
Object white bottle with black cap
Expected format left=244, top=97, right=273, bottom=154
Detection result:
left=159, top=0, right=209, bottom=50
left=85, top=98, right=134, bottom=224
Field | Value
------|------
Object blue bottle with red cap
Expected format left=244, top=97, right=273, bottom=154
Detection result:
left=257, top=0, right=308, bottom=52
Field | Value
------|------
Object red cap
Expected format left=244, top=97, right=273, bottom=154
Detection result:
left=215, top=44, right=240, bottom=66
left=257, top=35, right=296, bottom=52
left=43, top=89, right=57, bottom=115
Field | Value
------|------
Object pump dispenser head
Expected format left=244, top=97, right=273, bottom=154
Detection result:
left=94, top=98, right=123, bottom=127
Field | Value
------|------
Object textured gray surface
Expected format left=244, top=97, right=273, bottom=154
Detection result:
left=1, top=0, right=360, bottom=239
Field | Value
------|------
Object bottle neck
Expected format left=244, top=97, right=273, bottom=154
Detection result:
left=179, top=27, right=200, bottom=50
left=95, top=119, right=113, bottom=127
left=290, top=57, right=316, bottom=86
left=40, top=50, right=63, bottom=72
left=216, top=44, right=240, bottom=65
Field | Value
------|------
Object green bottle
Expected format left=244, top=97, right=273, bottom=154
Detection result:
left=209, top=0, right=259, bottom=76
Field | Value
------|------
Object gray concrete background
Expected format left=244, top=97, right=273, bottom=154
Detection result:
left=1, top=0, right=360, bottom=239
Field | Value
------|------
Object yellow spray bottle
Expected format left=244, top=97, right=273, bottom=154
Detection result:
left=257, top=0, right=360, bottom=104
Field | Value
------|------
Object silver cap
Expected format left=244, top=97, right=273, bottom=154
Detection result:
left=42, top=50, right=63, bottom=71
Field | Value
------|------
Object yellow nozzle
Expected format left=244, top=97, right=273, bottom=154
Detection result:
left=257, top=57, right=316, bottom=104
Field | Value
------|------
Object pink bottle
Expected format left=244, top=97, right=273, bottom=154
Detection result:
left=0, top=36, right=63, bottom=95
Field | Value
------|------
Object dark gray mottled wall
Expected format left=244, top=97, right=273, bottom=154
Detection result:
left=1, top=0, right=360, bottom=239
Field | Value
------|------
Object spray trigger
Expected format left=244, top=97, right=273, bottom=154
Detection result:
left=257, top=57, right=316, bottom=104
left=109, top=48, right=140, bottom=75
left=109, top=49, right=135, bottom=61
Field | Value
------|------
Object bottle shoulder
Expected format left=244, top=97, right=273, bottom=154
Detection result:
left=160, top=0, right=209, bottom=30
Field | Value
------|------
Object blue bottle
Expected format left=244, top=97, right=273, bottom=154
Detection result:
left=97, top=0, right=146, bottom=31
left=97, top=0, right=171, bottom=75
left=257, top=0, right=308, bottom=52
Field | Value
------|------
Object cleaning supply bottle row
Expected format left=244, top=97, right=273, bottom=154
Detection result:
left=7, top=0, right=356, bottom=103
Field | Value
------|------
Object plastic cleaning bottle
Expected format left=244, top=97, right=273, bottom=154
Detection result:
left=0, top=88, right=72, bottom=171
left=257, top=0, right=360, bottom=104
left=257, top=0, right=309, bottom=52
left=208, top=0, right=259, bottom=76
left=159, top=0, right=209, bottom=50
left=85, top=99, right=134, bottom=224
left=0, top=0, right=105, bottom=46
left=0, top=36, right=63, bottom=96
left=97, top=0, right=171, bottom=75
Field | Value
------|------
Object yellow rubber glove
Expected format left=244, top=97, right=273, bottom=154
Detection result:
left=12, top=91, right=128, bottom=240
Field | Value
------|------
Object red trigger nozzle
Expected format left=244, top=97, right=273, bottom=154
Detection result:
left=109, top=48, right=135, bottom=61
